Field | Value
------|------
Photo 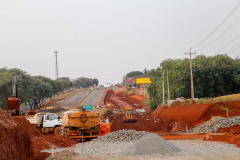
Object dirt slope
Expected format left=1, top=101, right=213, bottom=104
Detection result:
left=152, top=101, right=240, bottom=129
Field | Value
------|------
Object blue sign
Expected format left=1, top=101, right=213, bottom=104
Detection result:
left=83, top=105, right=94, bottom=110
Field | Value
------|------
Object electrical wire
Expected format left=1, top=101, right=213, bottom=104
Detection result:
left=196, top=16, right=240, bottom=52
left=216, top=33, right=240, bottom=54
left=192, top=2, right=240, bottom=49
left=227, top=42, right=240, bottom=55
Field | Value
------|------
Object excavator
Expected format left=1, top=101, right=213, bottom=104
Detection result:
left=6, top=77, right=20, bottom=116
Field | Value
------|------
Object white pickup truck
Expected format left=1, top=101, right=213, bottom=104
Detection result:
left=25, top=113, right=62, bottom=135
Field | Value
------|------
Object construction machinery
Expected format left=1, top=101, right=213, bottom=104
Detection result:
left=123, top=108, right=137, bottom=123
left=6, top=77, right=20, bottom=116
left=61, top=109, right=100, bottom=140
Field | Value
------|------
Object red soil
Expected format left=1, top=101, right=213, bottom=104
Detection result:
left=152, top=101, right=240, bottom=129
left=110, top=113, right=173, bottom=132
left=0, top=113, right=77, bottom=160
left=0, top=114, right=35, bottom=160
left=105, top=90, right=172, bottom=132
left=208, top=125, right=240, bottom=147
left=130, top=95, right=145, bottom=101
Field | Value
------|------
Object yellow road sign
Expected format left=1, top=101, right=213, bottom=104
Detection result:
left=136, top=78, right=151, bottom=84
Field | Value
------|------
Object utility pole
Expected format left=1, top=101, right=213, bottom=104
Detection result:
left=55, top=51, right=59, bottom=80
left=162, top=70, right=164, bottom=105
left=185, top=48, right=196, bottom=100
left=143, top=79, right=146, bottom=98
left=167, top=69, right=170, bottom=106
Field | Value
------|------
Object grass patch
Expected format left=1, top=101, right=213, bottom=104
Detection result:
left=53, top=89, right=81, bottom=101
left=168, top=94, right=240, bottom=107
left=123, top=91, right=135, bottom=95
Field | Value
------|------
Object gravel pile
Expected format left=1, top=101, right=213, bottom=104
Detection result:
left=119, top=133, right=180, bottom=155
left=96, top=129, right=149, bottom=142
left=192, top=116, right=240, bottom=133
left=73, top=130, right=180, bottom=157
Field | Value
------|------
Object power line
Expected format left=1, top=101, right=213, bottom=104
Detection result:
left=192, top=2, right=240, bottom=49
left=216, top=33, right=240, bottom=54
left=196, top=16, right=240, bottom=52
left=227, top=42, right=240, bottom=55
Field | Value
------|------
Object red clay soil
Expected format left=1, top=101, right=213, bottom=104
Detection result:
left=32, top=134, right=77, bottom=160
left=0, top=113, right=77, bottom=160
left=105, top=90, right=173, bottom=132
left=130, top=95, right=145, bottom=101
left=152, top=101, right=240, bottom=129
left=105, top=89, right=148, bottom=110
left=0, top=114, right=35, bottom=160
left=110, top=113, right=173, bottom=132
left=207, top=125, right=240, bottom=147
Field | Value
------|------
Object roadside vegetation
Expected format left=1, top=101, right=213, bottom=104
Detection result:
left=0, top=67, right=98, bottom=110
left=147, top=54, right=240, bottom=109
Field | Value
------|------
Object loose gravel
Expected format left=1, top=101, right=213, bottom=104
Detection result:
left=191, top=116, right=240, bottom=133
left=46, top=129, right=240, bottom=160
left=96, top=129, right=148, bottom=142
left=119, top=133, right=180, bottom=155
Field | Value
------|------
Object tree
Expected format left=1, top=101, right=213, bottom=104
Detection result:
left=126, top=71, right=143, bottom=78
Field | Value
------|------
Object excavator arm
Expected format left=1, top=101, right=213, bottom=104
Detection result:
left=6, top=77, right=20, bottom=116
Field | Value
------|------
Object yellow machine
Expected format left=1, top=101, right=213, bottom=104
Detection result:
left=123, top=108, right=137, bottom=123
left=61, top=110, right=100, bottom=140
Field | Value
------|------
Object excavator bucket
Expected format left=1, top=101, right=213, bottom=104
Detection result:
left=7, top=97, right=20, bottom=116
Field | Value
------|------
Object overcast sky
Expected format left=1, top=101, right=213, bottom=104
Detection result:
left=1, top=0, right=240, bottom=84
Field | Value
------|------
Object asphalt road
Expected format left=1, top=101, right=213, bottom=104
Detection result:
left=85, top=90, right=107, bottom=106
left=53, top=90, right=89, bottom=109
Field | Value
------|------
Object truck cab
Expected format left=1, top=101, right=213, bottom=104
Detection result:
left=42, top=114, right=62, bottom=128
left=26, top=113, right=62, bottom=135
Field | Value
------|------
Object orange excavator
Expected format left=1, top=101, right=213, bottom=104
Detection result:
left=6, top=77, right=20, bottom=116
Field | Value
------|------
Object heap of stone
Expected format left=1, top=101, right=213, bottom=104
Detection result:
left=119, top=133, right=181, bottom=155
left=96, top=129, right=148, bottom=142
left=191, top=116, right=240, bottom=133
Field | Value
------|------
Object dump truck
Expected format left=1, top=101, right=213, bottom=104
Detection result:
left=25, top=113, right=62, bottom=135
left=61, top=110, right=100, bottom=140
left=7, top=77, right=20, bottom=116
left=123, top=108, right=137, bottom=123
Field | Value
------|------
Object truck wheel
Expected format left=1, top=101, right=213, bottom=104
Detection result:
left=54, top=127, right=62, bottom=136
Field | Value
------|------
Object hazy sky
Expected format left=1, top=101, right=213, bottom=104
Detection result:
left=1, top=0, right=240, bottom=84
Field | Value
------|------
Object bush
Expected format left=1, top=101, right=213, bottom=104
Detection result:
left=149, top=101, right=158, bottom=110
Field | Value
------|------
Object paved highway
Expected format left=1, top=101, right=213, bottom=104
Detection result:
left=53, top=90, right=89, bottom=109
left=85, top=90, right=107, bottom=106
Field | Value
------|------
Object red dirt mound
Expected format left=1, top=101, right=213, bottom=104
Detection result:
left=152, top=101, right=240, bottom=129
left=0, top=113, right=77, bottom=160
left=208, top=125, right=240, bottom=147
left=0, top=115, right=35, bottom=160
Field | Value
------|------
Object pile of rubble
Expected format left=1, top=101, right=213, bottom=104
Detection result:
left=96, top=129, right=148, bottom=142
left=191, top=116, right=240, bottom=133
